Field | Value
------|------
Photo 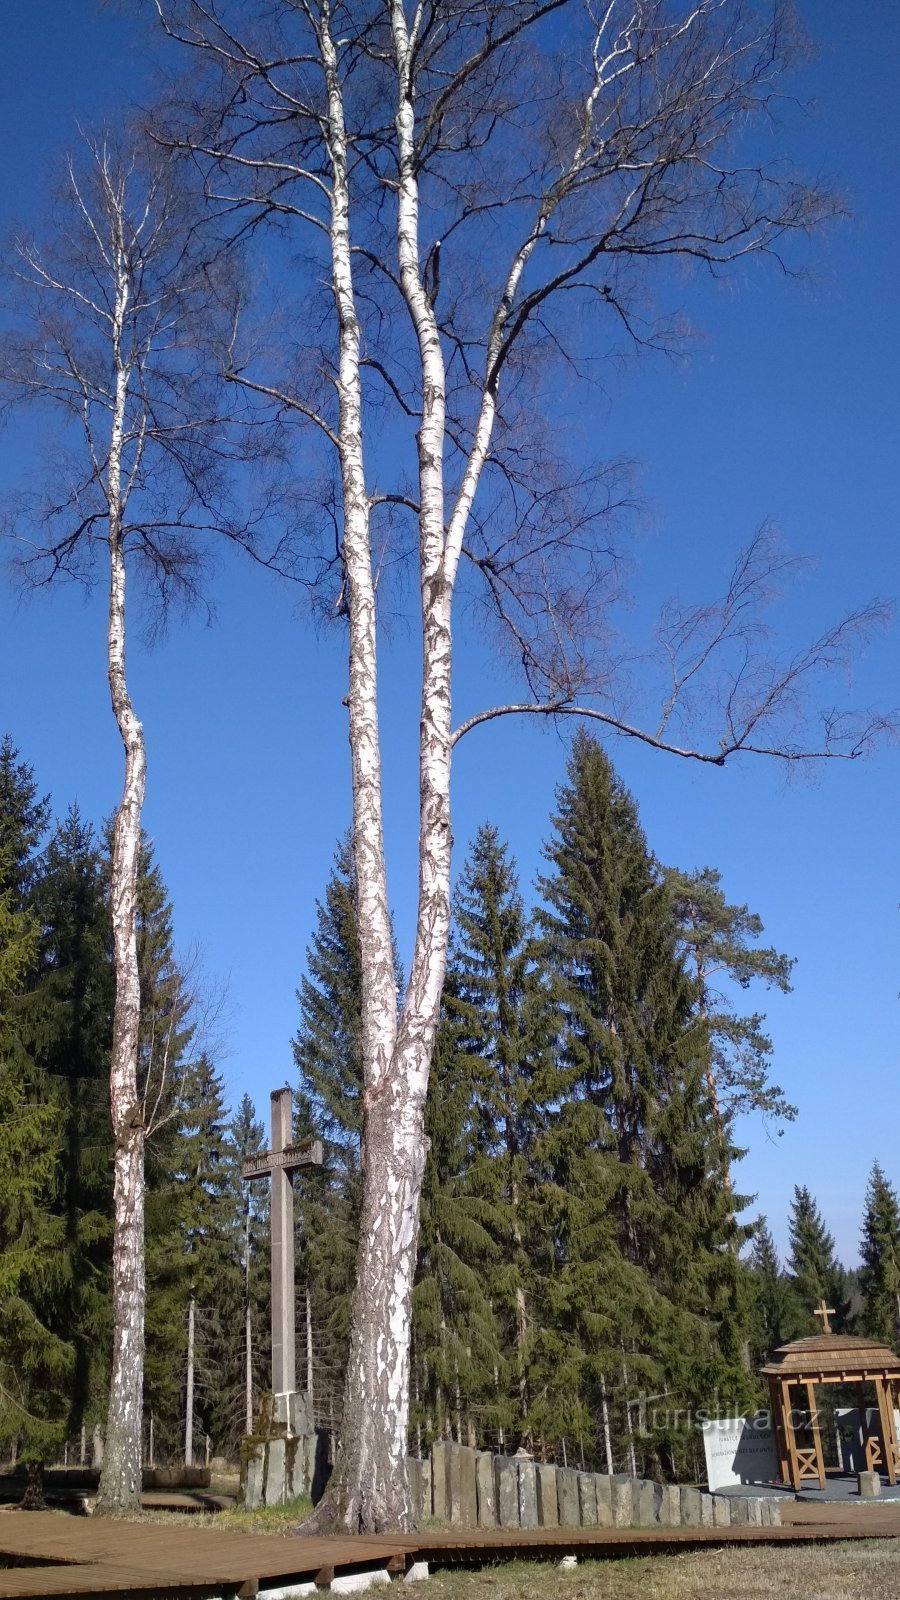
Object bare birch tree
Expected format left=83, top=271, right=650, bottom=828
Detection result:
left=1, top=135, right=239, bottom=1513
left=151, top=0, right=889, bottom=1530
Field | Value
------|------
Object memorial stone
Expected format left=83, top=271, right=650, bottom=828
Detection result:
left=458, top=1446, right=478, bottom=1528
left=658, top=1485, right=679, bottom=1526
left=635, top=1478, right=660, bottom=1527
left=494, top=1457, right=519, bottom=1527
left=680, top=1486, right=702, bottom=1526
left=577, top=1472, right=598, bottom=1526
left=476, top=1453, right=497, bottom=1526
left=431, top=1441, right=451, bottom=1522
left=536, top=1464, right=559, bottom=1527
left=594, top=1473, right=613, bottom=1526
left=611, top=1478, right=634, bottom=1527
left=556, top=1467, right=580, bottom=1527
left=517, top=1459, right=538, bottom=1528
left=712, top=1494, right=732, bottom=1527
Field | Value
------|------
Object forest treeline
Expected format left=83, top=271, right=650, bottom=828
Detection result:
left=1, top=729, right=898, bottom=1476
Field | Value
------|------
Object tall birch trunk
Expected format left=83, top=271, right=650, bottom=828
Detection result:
left=307, top=3, right=468, bottom=1533
left=96, top=258, right=147, bottom=1516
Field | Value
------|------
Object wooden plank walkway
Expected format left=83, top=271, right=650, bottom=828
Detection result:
left=0, top=1502, right=898, bottom=1597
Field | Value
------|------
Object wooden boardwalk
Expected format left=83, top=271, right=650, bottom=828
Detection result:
left=0, top=1502, right=899, bottom=1597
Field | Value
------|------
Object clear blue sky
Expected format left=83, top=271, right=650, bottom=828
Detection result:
left=0, top=1, right=897, bottom=1267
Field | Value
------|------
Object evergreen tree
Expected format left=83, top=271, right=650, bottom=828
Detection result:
left=414, top=825, right=564, bottom=1450
left=787, top=1186, right=849, bottom=1334
left=28, top=809, right=113, bottom=1446
left=220, top=1095, right=270, bottom=1447
left=534, top=732, right=753, bottom=1471
left=859, top=1164, right=900, bottom=1346
left=748, top=1219, right=799, bottom=1364
left=0, top=831, right=71, bottom=1472
left=0, top=735, right=50, bottom=904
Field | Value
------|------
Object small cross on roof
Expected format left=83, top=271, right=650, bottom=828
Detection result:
left=813, top=1298, right=836, bottom=1334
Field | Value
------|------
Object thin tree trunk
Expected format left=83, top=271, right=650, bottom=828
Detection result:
left=306, top=1287, right=315, bottom=1412
left=96, top=273, right=147, bottom=1512
left=245, top=1300, right=254, bottom=1436
left=600, top=1373, right=614, bottom=1476
left=185, top=1296, right=195, bottom=1467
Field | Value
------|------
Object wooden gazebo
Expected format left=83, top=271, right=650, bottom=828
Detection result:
left=761, top=1303, right=900, bottom=1490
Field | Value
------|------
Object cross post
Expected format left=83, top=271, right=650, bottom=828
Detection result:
left=241, top=1087, right=323, bottom=1410
left=813, top=1298, right=836, bottom=1335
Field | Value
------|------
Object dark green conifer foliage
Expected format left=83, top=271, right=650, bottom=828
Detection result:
left=414, top=824, right=565, bottom=1449
left=0, top=823, right=71, bottom=1462
left=859, top=1164, right=900, bottom=1346
left=414, top=945, right=504, bottom=1448
left=748, top=1218, right=799, bottom=1364
left=219, top=1095, right=270, bottom=1448
left=534, top=732, right=753, bottom=1470
left=787, top=1186, right=850, bottom=1334
left=0, top=736, right=50, bottom=903
left=28, top=809, right=113, bottom=1443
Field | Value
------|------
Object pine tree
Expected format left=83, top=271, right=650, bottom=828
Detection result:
left=787, top=1186, right=849, bottom=1334
left=859, top=1164, right=900, bottom=1346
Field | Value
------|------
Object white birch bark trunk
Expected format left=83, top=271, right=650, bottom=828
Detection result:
left=307, top=4, right=471, bottom=1534
left=96, top=255, right=147, bottom=1516
left=185, top=1296, right=195, bottom=1467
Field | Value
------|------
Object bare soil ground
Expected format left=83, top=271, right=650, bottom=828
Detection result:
left=423, top=1542, right=900, bottom=1600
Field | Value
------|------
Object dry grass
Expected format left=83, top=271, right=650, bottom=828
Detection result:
left=424, top=1542, right=900, bottom=1600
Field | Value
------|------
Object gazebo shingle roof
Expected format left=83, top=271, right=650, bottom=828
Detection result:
left=761, top=1333, right=900, bottom=1381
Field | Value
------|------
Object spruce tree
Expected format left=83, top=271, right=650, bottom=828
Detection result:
left=787, top=1186, right=849, bottom=1334
left=0, top=832, right=72, bottom=1476
left=414, top=825, right=564, bottom=1449
left=534, top=731, right=753, bottom=1471
left=859, top=1164, right=900, bottom=1346
left=748, top=1219, right=800, bottom=1364
left=28, top=809, right=114, bottom=1447
left=220, top=1095, right=270, bottom=1447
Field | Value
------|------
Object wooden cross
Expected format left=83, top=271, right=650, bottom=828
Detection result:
left=813, top=1298, right=836, bottom=1335
left=241, top=1087, right=323, bottom=1403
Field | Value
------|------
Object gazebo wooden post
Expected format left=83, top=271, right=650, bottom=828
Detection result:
left=873, top=1376, right=898, bottom=1485
left=762, top=1376, right=784, bottom=1484
left=782, top=1380, right=802, bottom=1491
left=805, top=1381, right=826, bottom=1489
left=769, top=1377, right=790, bottom=1485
